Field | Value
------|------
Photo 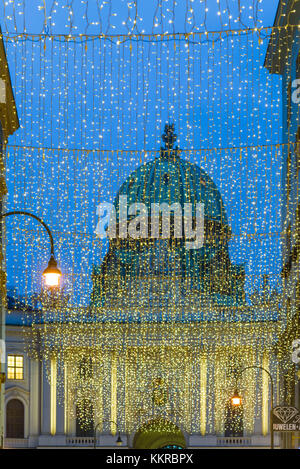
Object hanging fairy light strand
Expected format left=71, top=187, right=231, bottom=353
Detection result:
left=0, top=0, right=269, bottom=36
left=1, top=1, right=296, bottom=434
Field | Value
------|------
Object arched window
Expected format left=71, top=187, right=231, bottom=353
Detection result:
left=6, top=399, right=24, bottom=438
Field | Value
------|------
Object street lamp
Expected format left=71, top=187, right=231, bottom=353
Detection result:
left=94, top=420, right=123, bottom=449
left=0, top=211, right=62, bottom=288
left=231, top=365, right=274, bottom=449
left=231, top=390, right=242, bottom=407
left=42, top=255, right=62, bottom=287
left=0, top=210, right=61, bottom=448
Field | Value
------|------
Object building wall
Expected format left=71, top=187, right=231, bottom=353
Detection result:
left=0, top=28, right=19, bottom=448
left=271, top=22, right=300, bottom=449
left=3, top=321, right=280, bottom=448
left=0, top=122, right=4, bottom=448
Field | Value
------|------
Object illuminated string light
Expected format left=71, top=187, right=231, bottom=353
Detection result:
left=1, top=2, right=296, bottom=436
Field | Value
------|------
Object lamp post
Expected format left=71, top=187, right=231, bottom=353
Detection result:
left=0, top=210, right=61, bottom=448
left=94, top=420, right=123, bottom=449
left=231, top=365, right=274, bottom=449
left=0, top=211, right=62, bottom=287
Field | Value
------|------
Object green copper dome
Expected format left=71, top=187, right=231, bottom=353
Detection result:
left=114, top=144, right=228, bottom=225
left=110, top=124, right=231, bottom=269
left=91, top=125, right=245, bottom=310
left=115, top=124, right=228, bottom=225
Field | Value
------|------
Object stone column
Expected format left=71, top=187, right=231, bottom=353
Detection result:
left=200, top=354, right=207, bottom=436
left=29, top=359, right=39, bottom=445
left=110, top=351, right=117, bottom=435
left=41, top=360, right=51, bottom=435
left=39, top=358, right=66, bottom=446
left=56, top=363, right=65, bottom=435
left=262, top=353, right=269, bottom=436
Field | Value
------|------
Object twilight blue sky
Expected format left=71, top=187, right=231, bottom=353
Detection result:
left=0, top=1, right=278, bottom=35
left=0, top=0, right=284, bottom=306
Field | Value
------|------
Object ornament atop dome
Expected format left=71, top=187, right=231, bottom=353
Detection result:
left=160, top=123, right=180, bottom=159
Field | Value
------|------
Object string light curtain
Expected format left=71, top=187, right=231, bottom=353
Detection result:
left=0, top=1, right=294, bottom=434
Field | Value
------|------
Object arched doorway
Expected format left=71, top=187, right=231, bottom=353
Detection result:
left=224, top=401, right=244, bottom=437
left=6, top=399, right=24, bottom=438
left=132, top=418, right=186, bottom=449
left=75, top=400, right=94, bottom=437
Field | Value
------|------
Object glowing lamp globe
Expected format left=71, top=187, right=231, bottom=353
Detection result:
left=43, top=255, right=62, bottom=287
left=231, top=391, right=242, bottom=407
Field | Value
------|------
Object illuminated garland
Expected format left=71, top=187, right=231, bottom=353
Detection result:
left=1, top=3, right=296, bottom=434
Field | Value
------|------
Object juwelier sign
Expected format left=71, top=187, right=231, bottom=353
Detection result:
left=272, top=406, right=300, bottom=432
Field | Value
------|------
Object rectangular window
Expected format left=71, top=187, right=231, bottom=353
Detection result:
left=7, top=355, right=24, bottom=380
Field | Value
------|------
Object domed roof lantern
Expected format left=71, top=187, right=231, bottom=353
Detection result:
left=160, top=123, right=180, bottom=159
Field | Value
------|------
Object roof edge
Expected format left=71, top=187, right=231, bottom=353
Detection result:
left=264, top=0, right=300, bottom=75
left=0, top=27, right=19, bottom=140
